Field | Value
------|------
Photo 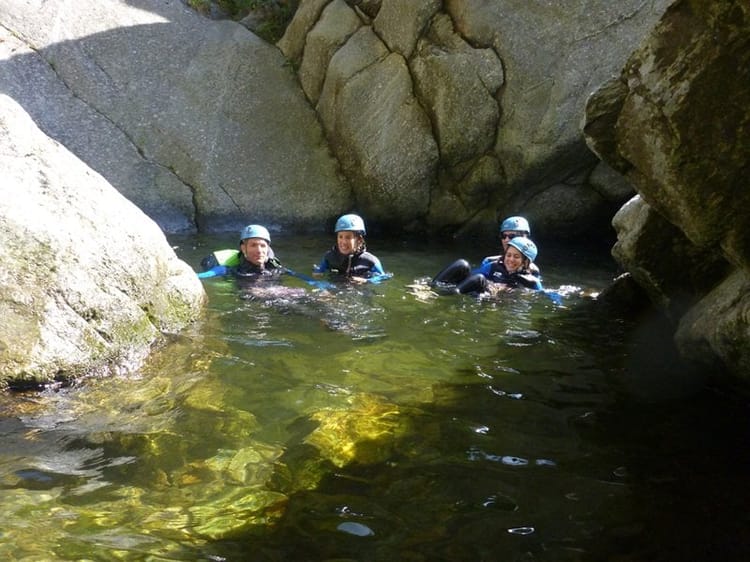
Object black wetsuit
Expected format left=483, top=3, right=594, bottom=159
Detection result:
left=485, top=261, right=541, bottom=289
left=432, top=258, right=542, bottom=295
left=235, top=255, right=283, bottom=280
left=314, top=247, right=384, bottom=279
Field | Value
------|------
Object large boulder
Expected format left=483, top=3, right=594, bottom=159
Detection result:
left=610, top=196, right=730, bottom=321
left=0, top=0, right=349, bottom=234
left=0, top=95, right=205, bottom=387
left=583, top=0, right=750, bottom=378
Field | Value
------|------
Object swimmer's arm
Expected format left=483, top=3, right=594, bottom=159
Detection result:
left=197, top=265, right=229, bottom=279
left=470, top=261, right=493, bottom=277
left=312, top=258, right=329, bottom=278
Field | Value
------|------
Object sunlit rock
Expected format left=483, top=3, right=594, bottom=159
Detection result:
left=298, top=0, right=362, bottom=104
left=316, top=26, right=437, bottom=226
left=280, top=0, right=672, bottom=237
left=0, top=0, right=349, bottom=233
left=0, top=95, right=205, bottom=386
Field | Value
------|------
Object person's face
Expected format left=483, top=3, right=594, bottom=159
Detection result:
left=240, top=237, right=269, bottom=266
left=501, top=231, right=527, bottom=251
left=337, top=230, right=361, bottom=254
left=504, top=246, right=525, bottom=273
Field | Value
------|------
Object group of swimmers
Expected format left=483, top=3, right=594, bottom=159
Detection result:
left=198, top=213, right=544, bottom=296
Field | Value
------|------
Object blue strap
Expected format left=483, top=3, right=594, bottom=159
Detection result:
left=283, top=268, right=335, bottom=290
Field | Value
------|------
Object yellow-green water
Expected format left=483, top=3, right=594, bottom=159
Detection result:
left=1, top=234, right=748, bottom=561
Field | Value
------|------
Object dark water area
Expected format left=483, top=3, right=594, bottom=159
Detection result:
left=1, top=233, right=749, bottom=561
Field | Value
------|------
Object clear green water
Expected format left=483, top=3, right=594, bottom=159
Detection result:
left=1, top=234, right=749, bottom=561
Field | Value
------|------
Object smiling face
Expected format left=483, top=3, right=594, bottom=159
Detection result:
left=503, top=245, right=526, bottom=273
left=240, top=237, right=269, bottom=266
left=337, top=230, right=362, bottom=255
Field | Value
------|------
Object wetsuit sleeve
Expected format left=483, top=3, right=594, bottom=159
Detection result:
left=369, top=256, right=385, bottom=275
left=197, top=265, right=229, bottom=278
left=471, top=260, right=492, bottom=277
left=312, top=256, right=330, bottom=274
left=200, top=254, right=219, bottom=270
left=365, top=255, right=391, bottom=283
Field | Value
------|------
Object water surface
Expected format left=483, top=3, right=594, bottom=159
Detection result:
left=1, top=234, right=748, bottom=561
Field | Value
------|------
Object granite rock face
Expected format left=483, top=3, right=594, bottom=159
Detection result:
left=280, top=0, right=672, bottom=237
left=0, top=0, right=349, bottom=235
left=0, top=95, right=205, bottom=387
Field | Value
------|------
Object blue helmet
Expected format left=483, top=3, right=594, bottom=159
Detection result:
left=334, top=214, right=366, bottom=235
left=239, top=224, right=271, bottom=243
left=507, top=237, right=537, bottom=262
left=500, top=216, right=531, bottom=235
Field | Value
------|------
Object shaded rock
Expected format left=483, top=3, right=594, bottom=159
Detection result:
left=675, top=269, right=750, bottom=376
left=583, top=0, right=750, bottom=378
left=525, top=181, right=614, bottom=242
left=588, top=161, right=636, bottom=207
left=596, top=272, right=651, bottom=316
left=585, top=0, right=750, bottom=265
left=611, top=196, right=729, bottom=321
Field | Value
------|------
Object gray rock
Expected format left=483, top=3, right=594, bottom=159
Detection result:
left=0, top=0, right=349, bottom=234
left=317, top=28, right=438, bottom=225
left=611, top=196, right=728, bottom=321
left=675, top=269, right=750, bottom=376
left=0, top=95, right=204, bottom=387
left=298, top=0, right=362, bottom=104
left=0, top=25, right=196, bottom=234
left=411, top=13, right=503, bottom=167
left=277, top=0, right=331, bottom=63
left=282, top=0, right=671, bottom=236
left=446, top=0, right=673, bottom=187
left=587, top=161, right=635, bottom=206
left=584, top=0, right=750, bottom=378
left=373, top=0, right=441, bottom=60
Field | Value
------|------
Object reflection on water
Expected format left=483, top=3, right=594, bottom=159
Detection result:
left=1, top=235, right=749, bottom=561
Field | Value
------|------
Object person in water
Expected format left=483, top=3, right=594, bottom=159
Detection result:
left=480, top=215, right=540, bottom=276
left=312, top=214, right=387, bottom=283
left=198, top=224, right=283, bottom=280
left=432, top=235, right=543, bottom=295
